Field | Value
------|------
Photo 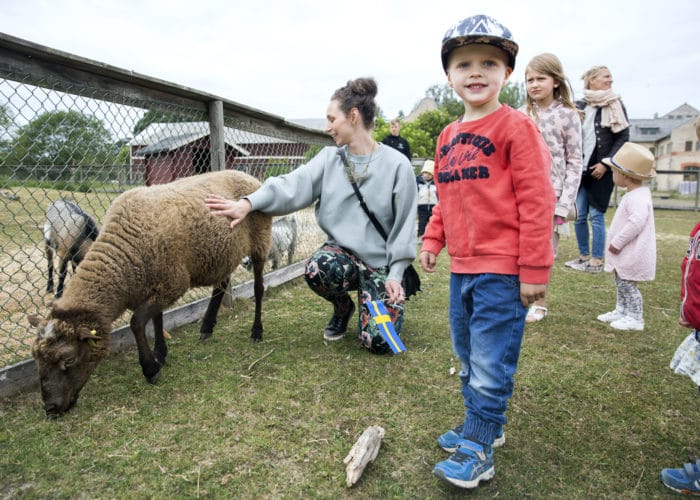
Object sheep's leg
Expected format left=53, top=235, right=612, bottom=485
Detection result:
left=55, top=258, right=69, bottom=298
left=152, top=311, right=167, bottom=365
left=45, top=242, right=54, bottom=293
left=199, top=278, right=228, bottom=341
left=287, top=216, right=299, bottom=266
left=287, top=228, right=297, bottom=266
left=130, top=304, right=163, bottom=384
left=251, top=254, right=265, bottom=342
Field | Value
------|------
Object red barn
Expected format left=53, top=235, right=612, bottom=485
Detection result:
left=129, top=122, right=310, bottom=185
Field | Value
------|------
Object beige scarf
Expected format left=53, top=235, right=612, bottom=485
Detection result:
left=583, top=89, right=630, bottom=133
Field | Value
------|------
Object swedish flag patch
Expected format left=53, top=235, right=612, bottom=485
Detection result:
left=368, top=301, right=406, bottom=354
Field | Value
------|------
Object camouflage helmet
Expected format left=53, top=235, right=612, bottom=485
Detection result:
left=441, top=14, right=519, bottom=72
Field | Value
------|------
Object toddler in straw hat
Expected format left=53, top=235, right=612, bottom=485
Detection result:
left=596, top=142, right=656, bottom=331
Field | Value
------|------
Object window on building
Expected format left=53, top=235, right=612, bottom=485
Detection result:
left=649, top=146, right=656, bottom=156
left=685, top=165, right=700, bottom=181
left=686, top=141, right=693, bottom=152
left=696, top=142, right=700, bottom=152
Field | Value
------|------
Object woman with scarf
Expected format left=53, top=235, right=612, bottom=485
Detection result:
left=565, top=65, right=630, bottom=273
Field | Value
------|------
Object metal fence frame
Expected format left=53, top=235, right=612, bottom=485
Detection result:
left=0, top=32, right=332, bottom=397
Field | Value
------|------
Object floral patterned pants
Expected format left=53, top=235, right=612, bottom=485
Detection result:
left=614, top=271, right=643, bottom=321
left=304, top=244, right=404, bottom=354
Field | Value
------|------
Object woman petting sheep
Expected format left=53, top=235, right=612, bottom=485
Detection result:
left=206, top=77, right=417, bottom=354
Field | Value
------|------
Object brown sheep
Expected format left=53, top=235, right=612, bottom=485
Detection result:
left=28, top=170, right=272, bottom=418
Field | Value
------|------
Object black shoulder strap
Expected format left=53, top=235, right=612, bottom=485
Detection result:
left=338, top=148, right=389, bottom=241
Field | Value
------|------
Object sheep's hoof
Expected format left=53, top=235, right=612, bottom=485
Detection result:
left=199, top=331, right=213, bottom=341
left=146, top=371, right=161, bottom=385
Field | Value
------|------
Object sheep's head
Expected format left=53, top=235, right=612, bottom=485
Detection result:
left=29, top=312, right=109, bottom=418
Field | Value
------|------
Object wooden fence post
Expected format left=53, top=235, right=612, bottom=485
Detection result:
left=209, top=100, right=225, bottom=172
left=208, top=99, right=234, bottom=306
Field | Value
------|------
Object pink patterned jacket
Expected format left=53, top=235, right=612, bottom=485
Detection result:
left=520, top=101, right=582, bottom=219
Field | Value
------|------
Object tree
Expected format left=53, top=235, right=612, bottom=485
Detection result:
left=0, top=104, right=12, bottom=159
left=499, top=80, right=526, bottom=109
left=0, top=103, right=11, bottom=130
left=1, top=110, right=116, bottom=179
left=374, top=108, right=455, bottom=164
left=426, top=84, right=463, bottom=118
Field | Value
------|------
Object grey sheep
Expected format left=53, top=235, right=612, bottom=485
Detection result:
left=44, top=199, right=100, bottom=298
left=241, top=214, right=298, bottom=270
left=29, top=170, right=272, bottom=418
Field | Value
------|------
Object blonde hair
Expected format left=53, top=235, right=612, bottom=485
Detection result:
left=581, top=65, right=609, bottom=90
left=524, top=53, right=578, bottom=121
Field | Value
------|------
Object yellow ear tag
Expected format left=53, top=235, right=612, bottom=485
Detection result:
left=88, top=329, right=97, bottom=347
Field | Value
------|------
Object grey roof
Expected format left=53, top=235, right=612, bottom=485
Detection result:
left=629, top=103, right=700, bottom=143
left=289, top=118, right=326, bottom=131
left=629, top=117, right=690, bottom=142
left=129, top=122, right=295, bottom=156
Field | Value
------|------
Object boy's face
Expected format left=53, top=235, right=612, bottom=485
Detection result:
left=447, top=44, right=512, bottom=112
left=390, top=122, right=400, bottom=136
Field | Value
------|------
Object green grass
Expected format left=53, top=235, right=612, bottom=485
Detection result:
left=1, top=209, right=698, bottom=498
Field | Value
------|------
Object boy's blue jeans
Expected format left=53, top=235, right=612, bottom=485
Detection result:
left=573, top=188, right=606, bottom=260
left=449, top=273, right=527, bottom=446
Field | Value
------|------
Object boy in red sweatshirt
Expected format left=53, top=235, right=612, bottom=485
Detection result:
left=419, top=14, right=555, bottom=489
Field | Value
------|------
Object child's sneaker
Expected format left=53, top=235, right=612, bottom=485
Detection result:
left=597, top=309, right=625, bottom=323
left=660, top=460, right=700, bottom=495
left=437, top=424, right=505, bottom=452
left=609, top=316, right=644, bottom=331
left=564, top=257, right=589, bottom=270
left=433, top=439, right=495, bottom=489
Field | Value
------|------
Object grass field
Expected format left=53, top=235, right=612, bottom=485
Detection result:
left=1, top=208, right=698, bottom=498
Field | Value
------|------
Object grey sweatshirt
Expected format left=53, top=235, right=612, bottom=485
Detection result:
left=246, top=144, right=417, bottom=282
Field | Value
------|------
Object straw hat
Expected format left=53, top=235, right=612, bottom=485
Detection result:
left=421, top=160, right=435, bottom=176
left=602, top=142, right=656, bottom=180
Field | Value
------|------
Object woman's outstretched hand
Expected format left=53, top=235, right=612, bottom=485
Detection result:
left=205, top=194, right=252, bottom=228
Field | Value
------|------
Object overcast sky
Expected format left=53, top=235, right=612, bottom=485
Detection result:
left=1, top=0, right=698, bottom=123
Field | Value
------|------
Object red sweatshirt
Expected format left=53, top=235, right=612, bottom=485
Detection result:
left=681, top=221, right=700, bottom=329
left=421, top=105, right=555, bottom=284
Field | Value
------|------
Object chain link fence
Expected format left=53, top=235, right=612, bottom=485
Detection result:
left=0, top=34, right=332, bottom=376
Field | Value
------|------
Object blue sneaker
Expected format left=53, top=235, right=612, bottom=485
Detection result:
left=433, top=439, right=495, bottom=489
left=437, top=424, right=505, bottom=452
left=660, top=460, right=700, bottom=495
